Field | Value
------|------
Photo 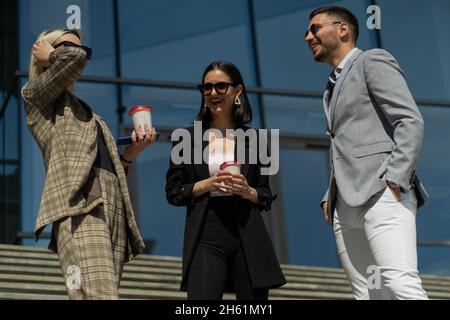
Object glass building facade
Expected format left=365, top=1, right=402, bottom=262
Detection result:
left=1, top=0, right=450, bottom=276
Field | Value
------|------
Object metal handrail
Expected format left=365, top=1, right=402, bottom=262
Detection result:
left=13, top=70, right=450, bottom=104
left=2, top=71, right=450, bottom=122
left=418, top=240, right=450, bottom=248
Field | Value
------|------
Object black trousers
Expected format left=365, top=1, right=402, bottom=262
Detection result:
left=187, top=197, right=268, bottom=300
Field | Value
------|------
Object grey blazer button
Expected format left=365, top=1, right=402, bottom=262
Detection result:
left=325, top=130, right=335, bottom=138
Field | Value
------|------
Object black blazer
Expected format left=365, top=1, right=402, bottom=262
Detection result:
left=165, top=125, right=287, bottom=291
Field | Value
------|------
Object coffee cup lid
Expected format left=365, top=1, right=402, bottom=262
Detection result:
left=220, top=161, right=241, bottom=171
left=128, top=105, right=152, bottom=116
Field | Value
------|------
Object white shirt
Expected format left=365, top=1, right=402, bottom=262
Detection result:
left=334, top=47, right=359, bottom=79
left=208, top=133, right=235, bottom=197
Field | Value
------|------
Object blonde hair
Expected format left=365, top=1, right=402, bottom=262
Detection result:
left=28, top=28, right=82, bottom=80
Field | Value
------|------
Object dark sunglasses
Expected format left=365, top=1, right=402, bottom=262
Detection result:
left=53, top=41, right=93, bottom=60
left=197, top=82, right=237, bottom=96
left=305, top=21, right=342, bottom=38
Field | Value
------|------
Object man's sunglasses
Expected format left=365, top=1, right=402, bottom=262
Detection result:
left=53, top=41, right=93, bottom=60
left=305, top=21, right=342, bottom=38
left=197, top=82, right=237, bottom=96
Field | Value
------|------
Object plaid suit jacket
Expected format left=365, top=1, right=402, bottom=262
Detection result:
left=21, top=46, right=144, bottom=260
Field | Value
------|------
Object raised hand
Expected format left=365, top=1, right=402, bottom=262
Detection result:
left=32, top=39, right=55, bottom=67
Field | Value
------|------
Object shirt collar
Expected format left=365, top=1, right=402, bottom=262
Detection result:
left=335, top=47, right=359, bottom=75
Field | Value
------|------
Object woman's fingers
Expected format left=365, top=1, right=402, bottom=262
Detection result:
left=214, top=174, right=232, bottom=185
left=131, top=130, right=137, bottom=144
left=32, top=40, right=54, bottom=67
left=216, top=171, right=232, bottom=178
left=211, top=182, right=232, bottom=193
left=151, top=127, right=157, bottom=143
left=137, top=125, right=144, bottom=142
left=143, top=125, right=151, bottom=142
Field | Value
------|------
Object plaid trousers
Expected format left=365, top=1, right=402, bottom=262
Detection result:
left=53, top=168, right=128, bottom=300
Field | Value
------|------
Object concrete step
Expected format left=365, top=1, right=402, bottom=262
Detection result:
left=0, top=257, right=352, bottom=280
left=0, top=292, right=68, bottom=300
left=0, top=244, right=181, bottom=262
left=2, top=244, right=450, bottom=300
left=0, top=249, right=357, bottom=277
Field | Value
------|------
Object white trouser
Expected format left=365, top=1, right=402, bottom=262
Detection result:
left=334, top=186, right=428, bottom=300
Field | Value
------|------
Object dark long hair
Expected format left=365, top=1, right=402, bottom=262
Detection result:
left=196, top=60, right=252, bottom=128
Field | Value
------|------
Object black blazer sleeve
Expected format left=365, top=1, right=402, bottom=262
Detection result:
left=165, top=140, right=195, bottom=207
left=252, top=131, right=277, bottom=212
left=253, top=160, right=277, bottom=212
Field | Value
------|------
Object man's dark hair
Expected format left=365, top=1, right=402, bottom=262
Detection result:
left=309, top=6, right=359, bottom=43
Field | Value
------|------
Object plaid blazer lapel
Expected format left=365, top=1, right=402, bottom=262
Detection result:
left=61, top=95, right=98, bottom=201
left=95, top=117, right=145, bottom=258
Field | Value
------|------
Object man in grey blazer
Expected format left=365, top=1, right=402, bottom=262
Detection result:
left=305, top=6, right=428, bottom=299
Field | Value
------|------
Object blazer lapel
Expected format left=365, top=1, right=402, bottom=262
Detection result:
left=329, top=49, right=363, bottom=130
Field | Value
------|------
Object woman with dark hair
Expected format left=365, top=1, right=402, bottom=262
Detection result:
left=166, top=61, right=286, bottom=300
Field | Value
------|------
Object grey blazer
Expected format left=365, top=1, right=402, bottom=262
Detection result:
left=322, top=48, right=428, bottom=220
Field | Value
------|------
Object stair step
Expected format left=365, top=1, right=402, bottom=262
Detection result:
left=2, top=244, right=450, bottom=300
left=0, top=292, right=68, bottom=300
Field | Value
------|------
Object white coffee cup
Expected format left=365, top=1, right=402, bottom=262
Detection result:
left=220, top=161, right=241, bottom=175
left=128, top=105, right=152, bottom=133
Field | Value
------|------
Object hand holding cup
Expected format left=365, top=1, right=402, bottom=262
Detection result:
left=123, top=125, right=156, bottom=163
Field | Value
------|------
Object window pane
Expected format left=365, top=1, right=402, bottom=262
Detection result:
left=0, top=165, right=20, bottom=243
left=0, top=95, right=19, bottom=159
left=279, top=148, right=339, bottom=267
left=378, top=0, right=450, bottom=100
left=254, top=0, right=375, bottom=91
left=119, top=0, right=256, bottom=85
left=19, top=0, right=116, bottom=76
left=122, top=86, right=200, bottom=129
left=264, top=95, right=326, bottom=135
left=416, top=105, right=450, bottom=242
left=418, top=246, right=450, bottom=276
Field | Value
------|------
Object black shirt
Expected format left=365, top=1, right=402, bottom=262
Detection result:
left=93, top=121, right=115, bottom=174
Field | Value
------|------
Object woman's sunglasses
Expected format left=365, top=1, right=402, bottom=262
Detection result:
left=197, top=82, right=237, bottom=96
left=53, top=41, right=93, bottom=60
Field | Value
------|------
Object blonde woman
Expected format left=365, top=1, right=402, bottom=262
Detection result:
left=22, top=28, right=155, bottom=299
